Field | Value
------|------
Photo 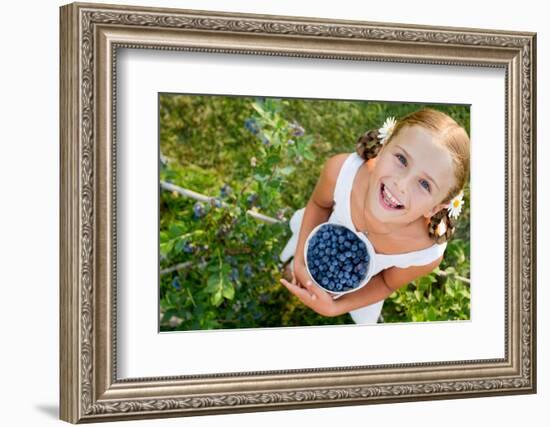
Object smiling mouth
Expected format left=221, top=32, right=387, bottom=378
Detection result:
left=380, top=183, right=405, bottom=210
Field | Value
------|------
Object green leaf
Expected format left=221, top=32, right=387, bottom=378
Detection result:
left=279, top=166, right=294, bottom=176
left=445, top=284, right=456, bottom=298
left=221, top=263, right=231, bottom=275
left=174, top=238, right=188, bottom=252
left=222, top=281, right=235, bottom=300
left=302, top=150, right=315, bottom=161
left=251, top=102, right=270, bottom=120
left=444, top=266, right=457, bottom=275
left=300, top=135, right=314, bottom=146
left=160, top=239, right=175, bottom=257
left=206, top=274, right=222, bottom=293
left=253, top=173, right=267, bottom=183
left=459, top=287, right=471, bottom=299
left=168, top=223, right=186, bottom=238
left=211, top=290, right=223, bottom=306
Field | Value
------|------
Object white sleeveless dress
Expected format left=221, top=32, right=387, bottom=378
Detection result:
left=279, top=152, right=447, bottom=324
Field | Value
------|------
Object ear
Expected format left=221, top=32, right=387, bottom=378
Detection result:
left=424, top=203, right=449, bottom=219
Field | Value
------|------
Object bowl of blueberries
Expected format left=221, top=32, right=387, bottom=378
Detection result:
left=304, top=222, right=374, bottom=296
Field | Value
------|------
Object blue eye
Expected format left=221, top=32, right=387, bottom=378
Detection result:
left=395, top=154, right=406, bottom=165
left=420, top=179, right=431, bottom=192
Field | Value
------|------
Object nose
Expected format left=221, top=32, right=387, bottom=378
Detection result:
left=394, top=174, right=411, bottom=195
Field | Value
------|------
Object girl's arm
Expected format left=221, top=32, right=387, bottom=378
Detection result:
left=281, top=270, right=392, bottom=316
left=281, top=255, right=443, bottom=317
left=291, top=154, right=350, bottom=285
left=333, top=255, right=443, bottom=315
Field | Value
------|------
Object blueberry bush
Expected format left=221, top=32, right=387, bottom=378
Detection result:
left=159, top=95, right=470, bottom=330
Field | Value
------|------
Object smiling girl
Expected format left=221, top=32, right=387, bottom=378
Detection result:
left=279, top=108, right=470, bottom=323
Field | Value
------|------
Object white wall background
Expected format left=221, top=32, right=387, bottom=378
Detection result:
left=0, top=0, right=544, bottom=425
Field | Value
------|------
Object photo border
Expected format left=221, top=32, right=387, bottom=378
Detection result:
left=60, top=2, right=536, bottom=422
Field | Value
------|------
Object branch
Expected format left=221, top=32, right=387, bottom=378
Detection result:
left=436, top=269, right=470, bottom=284
left=160, top=180, right=285, bottom=224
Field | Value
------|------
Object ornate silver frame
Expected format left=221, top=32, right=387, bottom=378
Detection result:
left=60, top=2, right=537, bottom=423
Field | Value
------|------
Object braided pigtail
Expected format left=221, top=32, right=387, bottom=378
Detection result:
left=427, top=208, right=457, bottom=244
left=355, top=129, right=384, bottom=161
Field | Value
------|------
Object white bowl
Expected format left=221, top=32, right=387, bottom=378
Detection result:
left=303, top=222, right=375, bottom=297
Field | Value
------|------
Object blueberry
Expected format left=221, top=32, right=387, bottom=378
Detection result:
left=289, top=121, right=305, bottom=137
left=171, top=277, right=181, bottom=290
left=220, top=183, right=232, bottom=198
left=246, top=193, right=258, bottom=207
left=210, top=197, right=223, bottom=208
left=193, top=202, right=206, bottom=219
left=244, top=118, right=260, bottom=135
left=243, top=264, right=253, bottom=277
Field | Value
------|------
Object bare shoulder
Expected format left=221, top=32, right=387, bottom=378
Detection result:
left=310, top=153, right=352, bottom=209
left=324, top=153, right=351, bottom=183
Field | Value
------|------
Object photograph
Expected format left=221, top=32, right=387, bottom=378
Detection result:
left=159, top=94, right=471, bottom=331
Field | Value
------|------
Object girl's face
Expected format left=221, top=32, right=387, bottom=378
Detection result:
left=366, top=125, right=455, bottom=226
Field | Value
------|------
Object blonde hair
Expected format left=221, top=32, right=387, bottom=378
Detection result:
left=355, top=108, right=470, bottom=243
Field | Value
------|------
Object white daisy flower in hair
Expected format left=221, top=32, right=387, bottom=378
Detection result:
left=377, top=116, right=397, bottom=145
left=447, top=190, right=465, bottom=219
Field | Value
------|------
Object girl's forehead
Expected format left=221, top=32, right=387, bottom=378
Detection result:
left=392, top=125, right=434, bottom=146
left=391, top=126, right=448, bottom=158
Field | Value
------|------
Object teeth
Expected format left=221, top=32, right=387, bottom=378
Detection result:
left=383, top=184, right=402, bottom=208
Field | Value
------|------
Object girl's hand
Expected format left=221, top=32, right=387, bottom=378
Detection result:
left=280, top=269, right=337, bottom=317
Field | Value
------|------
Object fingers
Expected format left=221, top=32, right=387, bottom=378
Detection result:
left=280, top=277, right=316, bottom=301
left=303, top=281, right=317, bottom=300
left=280, top=277, right=307, bottom=301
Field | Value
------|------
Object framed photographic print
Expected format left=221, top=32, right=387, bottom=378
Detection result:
left=157, top=94, right=472, bottom=332
left=60, top=2, right=537, bottom=423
